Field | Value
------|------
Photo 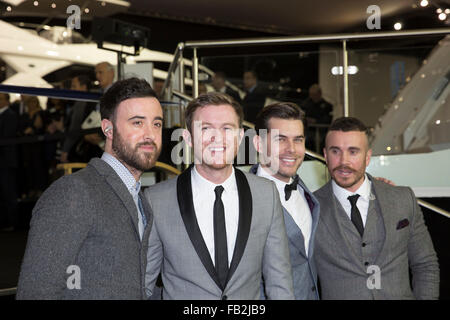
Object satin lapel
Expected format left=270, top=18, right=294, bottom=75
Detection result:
left=176, top=167, right=222, bottom=290
left=226, top=168, right=252, bottom=284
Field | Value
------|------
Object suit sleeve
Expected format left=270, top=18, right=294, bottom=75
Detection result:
left=262, top=182, right=295, bottom=300
left=16, top=176, right=94, bottom=299
left=407, top=187, right=440, bottom=300
left=144, top=189, right=163, bottom=299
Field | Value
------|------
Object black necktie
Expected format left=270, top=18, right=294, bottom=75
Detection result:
left=214, top=186, right=228, bottom=289
left=284, top=175, right=300, bottom=201
left=348, top=194, right=364, bottom=237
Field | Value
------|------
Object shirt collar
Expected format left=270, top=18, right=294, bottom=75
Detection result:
left=192, top=165, right=237, bottom=193
left=332, top=174, right=371, bottom=203
left=101, top=152, right=141, bottom=195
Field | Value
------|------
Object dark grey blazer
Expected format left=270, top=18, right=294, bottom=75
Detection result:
left=314, top=175, right=440, bottom=300
left=16, top=158, right=153, bottom=299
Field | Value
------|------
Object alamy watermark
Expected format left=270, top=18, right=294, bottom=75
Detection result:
left=366, top=265, right=381, bottom=290
left=66, top=5, right=81, bottom=30
left=366, top=5, right=381, bottom=30
left=66, top=265, right=81, bottom=290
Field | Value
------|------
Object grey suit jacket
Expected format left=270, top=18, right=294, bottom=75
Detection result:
left=249, top=164, right=320, bottom=300
left=16, top=158, right=153, bottom=299
left=314, top=175, right=440, bottom=300
left=144, top=166, right=294, bottom=300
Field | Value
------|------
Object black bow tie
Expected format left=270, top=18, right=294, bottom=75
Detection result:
left=284, top=175, right=300, bottom=201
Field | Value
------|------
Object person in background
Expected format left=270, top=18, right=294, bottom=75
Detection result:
left=211, top=71, right=241, bottom=103
left=242, top=70, right=266, bottom=124
left=0, top=92, right=19, bottom=232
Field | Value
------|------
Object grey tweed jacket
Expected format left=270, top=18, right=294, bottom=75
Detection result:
left=314, top=175, right=439, bottom=300
left=16, top=158, right=153, bottom=300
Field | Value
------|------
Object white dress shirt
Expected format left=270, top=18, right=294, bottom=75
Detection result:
left=332, top=174, right=372, bottom=227
left=257, top=165, right=312, bottom=256
left=191, top=166, right=239, bottom=266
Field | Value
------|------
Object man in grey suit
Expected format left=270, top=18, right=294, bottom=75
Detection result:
left=17, top=78, right=163, bottom=299
left=144, top=92, right=294, bottom=300
left=250, top=102, right=320, bottom=300
left=314, top=116, right=439, bottom=299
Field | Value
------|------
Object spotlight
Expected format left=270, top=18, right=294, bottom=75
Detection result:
left=394, top=22, right=402, bottom=30
left=33, top=1, right=38, bottom=6
left=437, top=8, right=443, bottom=14
left=420, top=0, right=429, bottom=7
left=438, top=13, right=447, bottom=20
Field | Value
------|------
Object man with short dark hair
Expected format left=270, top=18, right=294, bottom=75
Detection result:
left=242, top=70, right=266, bottom=124
left=144, top=92, right=294, bottom=300
left=17, top=78, right=163, bottom=299
left=211, top=71, right=241, bottom=103
left=0, top=92, right=19, bottom=231
left=314, top=116, right=439, bottom=299
left=251, top=102, right=320, bottom=299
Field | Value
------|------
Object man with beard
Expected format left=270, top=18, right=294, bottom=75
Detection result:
left=144, top=92, right=294, bottom=299
left=314, top=117, right=439, bottom=299
left=17, top=78, right=163, bottom=299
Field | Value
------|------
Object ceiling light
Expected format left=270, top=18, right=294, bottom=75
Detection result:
left=420, top=0, right=429, bottom=7
left=84, top=8, right=90, bottom=13
left=97, top=0, right=130, bottom=7
left=51, top=3, right=56, bottom=8
left=6, top=6, right=12, bottom=11
left=436, top=120, right=441, bottom=125
left=438, top=13, right=447, bottom=20
left=445, top=9, right=450, bottom=14
left=437, top=8, right=443, bottom=14
left=394, top=22, right=402, bottom=30
left=33, top=1, right=38, bottom=6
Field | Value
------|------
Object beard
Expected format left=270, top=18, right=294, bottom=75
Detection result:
left=112, top=128, right=161, bottom=172
left=330, top=165, right=365, bottom=189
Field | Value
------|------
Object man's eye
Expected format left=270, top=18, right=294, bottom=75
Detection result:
left=134, top=121, right=142, bottom=126
left=154, top=122, right=162, bottom=128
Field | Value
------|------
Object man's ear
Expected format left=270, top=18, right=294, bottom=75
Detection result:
left=366, top=148, right=372, bottom=167
left=253, top=135, right=262, bottom=154
left=182, top=129, right=193, bottom=148
left=101, top=119, right=113, bottom=138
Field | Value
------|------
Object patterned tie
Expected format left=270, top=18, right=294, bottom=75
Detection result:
left=284, top=175, right=300, bottom=201
left=348, top=194, right=364, bottom=237
left=213, top=185, right=228, bottom=289
left=138, top=195, right=147, bottom=227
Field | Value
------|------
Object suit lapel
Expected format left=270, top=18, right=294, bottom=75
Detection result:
left=176, top=167, right=223, bottom=290
left=366, top=175, right=390, bottom=264
left=89, top=158, right=141, bottom=240
left=298, top=178, right=320, bottom=258
left=226, top=168, right=252, bottom=284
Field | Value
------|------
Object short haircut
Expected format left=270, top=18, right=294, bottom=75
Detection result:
left=255, top=102, right=306, bottom=133
left=214, top=71, right=226, bottom=80
left=185, top=92, right=244, bottom=133
left=96, top=61, right=114, bottom=71
left=244, top=70, right=257, bottom=79
left=100, top=77, right=157, bottom=121
left=74, top=74, right=91, bottom=91
left=328, top=117, right=368, bottom=136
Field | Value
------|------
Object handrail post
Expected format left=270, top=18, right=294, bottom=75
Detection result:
left=342, top=39, right=349, bottom=117
left=193, top=48, right=199, bottom=98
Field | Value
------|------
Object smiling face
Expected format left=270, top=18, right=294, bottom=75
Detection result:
left=324, top=130, right=372, bottom=192
left=186, top=104, right=243, bottom=175
left=256, top=118, right=305, bottom=183
left=104, top=97, right=163, bottom=175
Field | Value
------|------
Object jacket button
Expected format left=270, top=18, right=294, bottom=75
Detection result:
left=222, top=295, right=228, bottom=300
left=364, top=261, right=369, bottom=266
left=311, top=286, right=316, bottom=292
left=362, top=242, right=366, bottom=247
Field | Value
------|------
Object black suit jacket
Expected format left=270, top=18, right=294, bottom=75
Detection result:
left=0, top=107, right=19, bottom=168
left=242, top=85, right=266, bottom=124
